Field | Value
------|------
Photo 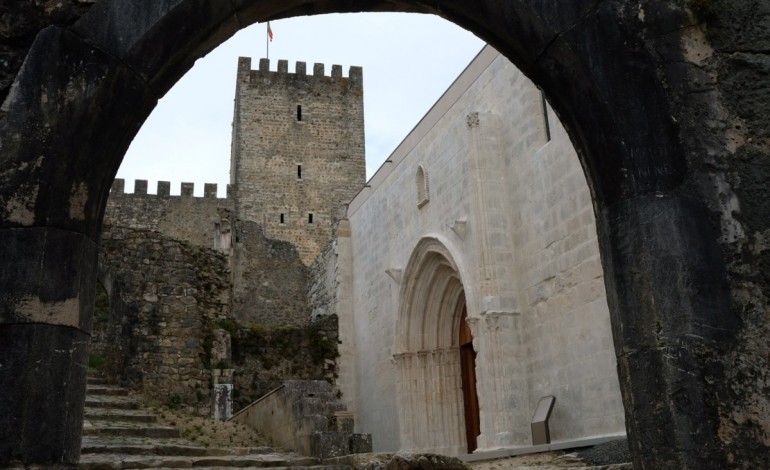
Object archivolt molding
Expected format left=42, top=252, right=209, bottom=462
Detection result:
left=395, top=236, right=471, bottom=354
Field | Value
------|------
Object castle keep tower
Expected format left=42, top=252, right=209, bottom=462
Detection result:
left=230, top=57, right=365, bottom=265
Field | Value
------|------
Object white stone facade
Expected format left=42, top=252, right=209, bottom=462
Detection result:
left=339, top=46, right=625, bottom=454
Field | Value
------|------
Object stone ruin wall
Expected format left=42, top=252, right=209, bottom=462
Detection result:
left=95, top=179, right=341, bottom=411
left=228, top=315, right=339, bottom=410
left=307, top=239, right=340, bottom=321
left=97, top=224, right=231, bottom=409
left=97, top=180, right=234, bottom=408
left=231, top=219, right=310, bottom=326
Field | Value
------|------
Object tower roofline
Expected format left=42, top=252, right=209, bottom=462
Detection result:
left=237, top=57, right=362, bottom=84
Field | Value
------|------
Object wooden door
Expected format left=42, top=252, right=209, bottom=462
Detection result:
left=459, top=306, right=480, bottom=453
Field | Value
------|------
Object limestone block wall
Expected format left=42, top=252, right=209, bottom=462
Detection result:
left=230, top=57, right=365, bottom=265
left=344, top=46, right=624, bottom=454
left=510, top=102, right=626, bottom=440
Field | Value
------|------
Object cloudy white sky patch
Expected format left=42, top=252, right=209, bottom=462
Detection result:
left=118, top=13, right=484, bottom=195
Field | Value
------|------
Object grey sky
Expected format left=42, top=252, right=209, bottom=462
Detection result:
left=118, top=13, right=484, bottom=196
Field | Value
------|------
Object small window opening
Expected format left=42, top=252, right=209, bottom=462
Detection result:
left=416, top=165, right=430, bottom=208
left=296, top=105, right=302, bottom=122
left=540, top=89, right=551, bottom=142
left=279, top=213, right=285, bottom=224
left=297, top=164, right=302, bottom=179
left=308, top=213, right=314, bottom=224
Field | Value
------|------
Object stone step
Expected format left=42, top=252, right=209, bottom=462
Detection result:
left=151, top=467, right=352, bottom=470
left=85, top=395, right=142, bottom=410
left=81, top=439, right=275, bottom=457
left=82, top=435, right=204, bottom=449
left=77, top=453, right=326, bottom=469
left=87, top=384, right=129, bottom=396
left=84, top=408, right=157, bottom=423
left=113, top=467, right=351, bottom=470
left=83, top=420, right=181, bottom=439
left=87, top=376, right=110, bottom=385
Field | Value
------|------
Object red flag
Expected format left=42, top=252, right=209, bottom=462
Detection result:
left=267, top=22, right=273, bottom=42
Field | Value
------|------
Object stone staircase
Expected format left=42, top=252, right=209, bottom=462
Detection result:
left=80, top=371, right=352, bottom=470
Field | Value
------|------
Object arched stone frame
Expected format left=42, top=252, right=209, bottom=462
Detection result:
left=394, top=236, right=475, bottom=455
left=0, top=1, right=764, bottom=467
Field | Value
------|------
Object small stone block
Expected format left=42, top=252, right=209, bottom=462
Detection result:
left=331, top=65, right=342, bottom=78
left=313, top=63, right=324, bottom=76
left=310, top=431, right=347, bottom=459
left=349, top=433, right=372, bottom=454
left=111, top=178, right=125, bottom=193
left=157, top=181, right=170, bottom=196
left=226, top=184, right=234, bottom=199
left=334, top=412, right=354, bottom=433
left=259, top=58, right=269, bottom=72
left=204, top=183, right=217, bottom=198
left=134, top=179, right=148, bottom=194
left=181, top=182, right=194, bottom=196
left=238, top=57, right=252, bottom=72
left=296, top=61, right=306, bottom=75
left=349, top=66, right=363, bottom=86
left=277, top=60, right=288, bottom=73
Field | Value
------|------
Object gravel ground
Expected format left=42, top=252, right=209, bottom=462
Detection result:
left=574, top=440, right=632, bottom=466
left=153, top=407, right=272, bottom=449
left=468, top=440, right=632, bottom=469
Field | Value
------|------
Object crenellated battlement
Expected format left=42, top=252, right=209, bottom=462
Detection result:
left=237, top=57, right=363, bottom=88
left=110, top=178, right=232, bottom=199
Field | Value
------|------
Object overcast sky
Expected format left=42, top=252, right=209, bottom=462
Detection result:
left=117, top=13, right=485, bottom=196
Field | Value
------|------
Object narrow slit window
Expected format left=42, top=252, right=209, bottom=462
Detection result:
left=308, top=213, right=314, bottom=224
left=296, top=105, right=302, bottom=122
left=540, top=89, right=551, bottom=142
left=416, top=165, right=430, bottom=208
left=279, top=213, right=285, bottom=224
left=297, top=164, right=302, bottom=179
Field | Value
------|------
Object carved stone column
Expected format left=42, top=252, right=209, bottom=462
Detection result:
left=471, top=311, right=529, bottom=449
left=394, top=348, right=467, bottom=454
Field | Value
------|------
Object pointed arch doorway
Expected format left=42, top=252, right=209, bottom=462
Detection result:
left=394, top=237, right=480, bottom=455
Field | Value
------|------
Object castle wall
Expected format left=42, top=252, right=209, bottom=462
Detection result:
left=97, top=224, right=231, bottom=408
left=345, top=47, right=624, bottom=454
left=230, top=58, right=365, bottom=266
left=97, top=177, right=335, bottom=406
left=93, top=56, right=368, bottom=407
left=105, top=179, right=234, bottom=250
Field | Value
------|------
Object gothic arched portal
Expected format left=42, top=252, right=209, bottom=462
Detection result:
left=0, top=1, right=765, bottom=468
left=394, top=238, right=476, bottom=455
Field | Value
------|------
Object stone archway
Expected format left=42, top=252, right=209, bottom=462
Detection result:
left=394, top=237, right=471, bottom=455
left=0, top=1, right=767, bottom=467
